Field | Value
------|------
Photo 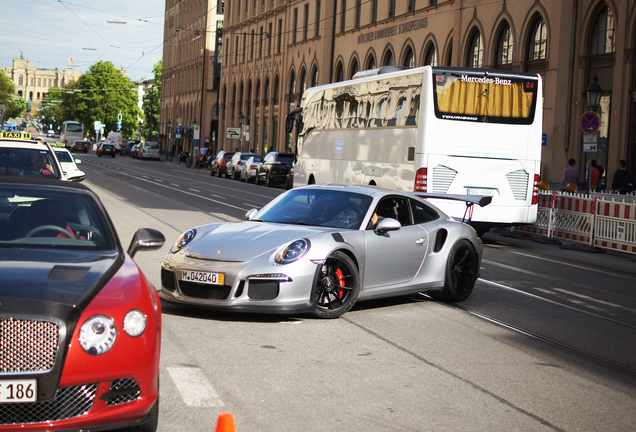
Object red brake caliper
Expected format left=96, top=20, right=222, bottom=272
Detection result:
left=335, top=268, right=345, bottom=298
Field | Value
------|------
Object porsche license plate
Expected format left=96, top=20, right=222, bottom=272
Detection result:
left=0, top=379, right=37, bottom=402
left=182, top=270, right=225, bottom=285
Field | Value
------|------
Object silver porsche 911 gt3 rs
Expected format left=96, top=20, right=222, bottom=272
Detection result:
left=160, top=184, right=490, bottom=318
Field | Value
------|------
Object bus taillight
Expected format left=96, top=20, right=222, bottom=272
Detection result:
left=414, top=168, right=428, bottom=192
left=532, top=174, right=540, bottom=204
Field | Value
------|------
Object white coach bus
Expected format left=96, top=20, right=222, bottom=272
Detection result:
left=59, top=120, right=84, bottom=148
left=287, top=66, right=543, bottom=234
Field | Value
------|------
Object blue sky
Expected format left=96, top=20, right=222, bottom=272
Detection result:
left=1, top=0, right=166, bottom=81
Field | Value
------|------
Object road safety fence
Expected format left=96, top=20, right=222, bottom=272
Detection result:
left=516, top=191, right=636, bottom=255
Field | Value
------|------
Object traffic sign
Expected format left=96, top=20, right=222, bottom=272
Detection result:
left=175, top=127, right=182, bottom=138
left=580, top=111, right=600, bottom=134
left=226, top=127, right=241, bottom=139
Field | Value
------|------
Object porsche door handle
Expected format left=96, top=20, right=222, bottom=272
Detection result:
left=415, top=238, right=426, bottom=247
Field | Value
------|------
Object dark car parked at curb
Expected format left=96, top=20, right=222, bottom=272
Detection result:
left=257, top=152, right=295, bottom=187
left=123, top=139, right=141, bottom=156
left=96, top=143, right=116, bottom=158
left=210, top=151, right=235, bottom=177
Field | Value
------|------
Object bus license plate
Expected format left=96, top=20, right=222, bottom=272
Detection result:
left=467, top=188, right=495, bottom=196
left=0, top=379, right=37, bottom=403
left=182, top=270, right=225, bottom=285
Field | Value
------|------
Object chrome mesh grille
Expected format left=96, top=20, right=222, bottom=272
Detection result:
left=506, top=169, right=530, bottom=201
left=106, top=378, right=141, bottom=406
left=0, top=384, right=97, bottom=425
left=0, top=318, right=59, bottom=373
left=432, top=165, right=458, bottom=193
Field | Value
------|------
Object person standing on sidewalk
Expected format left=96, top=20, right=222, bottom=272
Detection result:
left=611, top=160, right=633, bottom=194
left=560, top=158, right=579, bottom=191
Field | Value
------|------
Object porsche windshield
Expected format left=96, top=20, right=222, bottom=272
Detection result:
left=0, top=186, right=115, bottom=250
left=255, top=189, right=373, bottom=229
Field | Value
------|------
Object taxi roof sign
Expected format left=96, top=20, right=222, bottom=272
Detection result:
left=0, top=131, right=32, bottom=140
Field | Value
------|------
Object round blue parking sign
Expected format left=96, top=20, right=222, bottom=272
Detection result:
left=580, top=111, right=600, bottom=134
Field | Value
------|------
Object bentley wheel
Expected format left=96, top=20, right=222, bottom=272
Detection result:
left=435, top=239, right=478, bottom=302
left=310, top=251, right=360, bottom=318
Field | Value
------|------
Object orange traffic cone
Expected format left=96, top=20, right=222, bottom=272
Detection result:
left=215, top=412, right=236, bottom=432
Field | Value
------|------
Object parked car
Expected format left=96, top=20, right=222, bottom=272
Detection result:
left=123, top=139, right=141, bottom=156
left=160, top=184, right=490, bottom=318
left=240, top=156, right=262, bottom=183
left=96, top=142, right=116, bottom=158
left=227, top=152, right=261, bottom=180
left=138, top=141, right=160, bottom=160
left=130, top=144, right=141, bottom=158
left=53, top=147, right=86, bottom=182
left=210, top=151, right=235, bottom=177
left=257, top=152, right=295, bottom=187
left=69, top=140, right=90, bottom=153
left=0, top=176, right=164, bottom=431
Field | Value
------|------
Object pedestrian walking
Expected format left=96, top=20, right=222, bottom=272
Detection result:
left=611, top=160, right=633, bottom=194
left=560, top=158, right=579, bottom=191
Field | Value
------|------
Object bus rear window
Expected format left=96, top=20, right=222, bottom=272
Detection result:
left=433, top=72, right=537, bottom=124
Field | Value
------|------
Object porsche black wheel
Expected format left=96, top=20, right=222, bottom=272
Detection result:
left=435, top=239, right=478, bottom=302
left=311, top=251, right=360, bottom=318
left=265, top=171, right=273, bottom=187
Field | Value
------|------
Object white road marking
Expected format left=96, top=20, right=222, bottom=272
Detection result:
left=167, top=367, right=224, bottom=407
left=170, top=183, right=180, bottom=187
left=189, top=188, right=201, bottom=193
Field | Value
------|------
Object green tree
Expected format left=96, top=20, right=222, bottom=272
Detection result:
left=61, top=61, right=141, bottom=139
left=141, top=61, right=162, bottom=140
left=0, top=69, right=26, bottom=119
left=37, top=87, right=64, bottom=129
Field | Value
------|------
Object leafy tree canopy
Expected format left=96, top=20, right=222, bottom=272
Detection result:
left=0, top=69, right=26, bottom=119
left=37, top=87, right=64, bottom=129
left=60, top=61, right=141, bottom=139
left=141, top=60, right=162, bottom=140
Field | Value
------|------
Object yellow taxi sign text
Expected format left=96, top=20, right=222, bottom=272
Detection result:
left=0, top=131, right=32, bottom=140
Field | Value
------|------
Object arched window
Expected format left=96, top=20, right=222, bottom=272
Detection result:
left=467, top=31, right=483, bottom=68
left=288, top=70, right=296, bottom=105
left=19, top=75, right=23, bottom=85
left=335, top=62, right=344, bottom=82
left=382, top=50, right=394, bottom=66
left=590, top=6, right=615, bottom=55
left=528, top=17, right=547, bottom=61
left=310, top=67, right=319, bottom=87
left=403, top=46, right=414, bottom=68
left=299, top=68, right=307, bottom=94
left=424, top=43, right=437, bottom=66
left=350, top=58, right=358, bottom=79
left=264, top=78, right=270, bottom=107
left=255, top=80, right=261, bottom=107
left=366, top=55, right=376, bottom=70
left=273, top=75, right=279, bottom=105
left=497, top=23, right=514, bottom=66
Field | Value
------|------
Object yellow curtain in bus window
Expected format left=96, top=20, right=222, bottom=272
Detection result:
left=436, top=78, right=533, bottom=118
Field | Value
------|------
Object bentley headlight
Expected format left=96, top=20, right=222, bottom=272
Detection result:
left=79, top=315, right=117, bottom=355
left=274, top=239, right=310, bottom=264
left=171, top=229, right=197, bottom=254
left=123, top=309, right=146, bottom=337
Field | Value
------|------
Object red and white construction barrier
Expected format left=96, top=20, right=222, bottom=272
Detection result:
left=517, top=191, right=636, bottom=255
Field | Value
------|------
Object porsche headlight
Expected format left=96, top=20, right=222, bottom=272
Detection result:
left=79, top=315, right=117, bottom=355
left=274, top=239, right=310, bottom=264
left=123, top=309, right=146, bottom=337
left=171, top=228, right=197, bottom=253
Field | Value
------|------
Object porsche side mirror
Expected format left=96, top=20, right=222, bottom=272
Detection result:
left=246, top=209, right=259, bottom=220
left=374, top=218, right=401, bottom=235
left=128, top=228, right=165, bottom=258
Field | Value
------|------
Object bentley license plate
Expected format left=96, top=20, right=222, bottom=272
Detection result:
left=182, top=270, right=225, bottom=285
left=0, top=379, right=37, bottom=403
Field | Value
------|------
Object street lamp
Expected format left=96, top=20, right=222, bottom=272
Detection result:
left=586, top=74, right=602, bottom=112
left=238, top=112, right=245, bottom=153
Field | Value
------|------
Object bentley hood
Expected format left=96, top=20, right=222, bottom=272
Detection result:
left=185, top=221, right=337, bottom=261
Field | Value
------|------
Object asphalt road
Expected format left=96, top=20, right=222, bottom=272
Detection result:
left=72, top=149, right=636, bottom=432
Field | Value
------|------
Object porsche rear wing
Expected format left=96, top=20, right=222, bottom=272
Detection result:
left=412, top=192, right=492, bottom=222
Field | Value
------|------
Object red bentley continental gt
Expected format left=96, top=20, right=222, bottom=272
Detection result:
left=0, top=176, right=165, bottom=431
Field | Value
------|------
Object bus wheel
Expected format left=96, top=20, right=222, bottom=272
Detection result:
left=310, top=251, right=360, bottom=319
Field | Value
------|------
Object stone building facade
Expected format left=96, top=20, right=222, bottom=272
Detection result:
left=3, top=56, right=82, bottom=113
left=217, top=0, right=636, bottom=188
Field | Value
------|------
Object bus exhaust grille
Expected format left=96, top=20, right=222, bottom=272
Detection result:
left=506, top=170, right=529, bottom=201
left=431, top=165, right=457, bottom=194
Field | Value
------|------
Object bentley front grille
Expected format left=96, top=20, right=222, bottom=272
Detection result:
left=0, top=318, right=59, bottom=374
left=0, top=384, right=97, bottom=425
